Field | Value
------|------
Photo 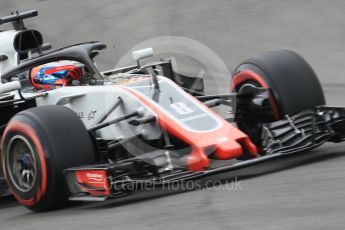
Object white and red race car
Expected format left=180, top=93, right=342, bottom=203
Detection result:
left=0, top=10, right=343, bottom=212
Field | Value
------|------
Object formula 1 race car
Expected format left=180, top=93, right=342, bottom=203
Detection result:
left=1, top=10, right=345, bottom=212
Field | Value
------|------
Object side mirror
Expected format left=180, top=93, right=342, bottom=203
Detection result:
left=132, top=48, right=154, bottom=65
left=0, top=81, right=21, bottom=94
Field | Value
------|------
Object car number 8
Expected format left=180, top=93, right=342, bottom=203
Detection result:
left=170, top=102, right=194, bottom=115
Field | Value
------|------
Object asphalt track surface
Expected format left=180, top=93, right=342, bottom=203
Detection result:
left=1, top=1, right=345, bottom=229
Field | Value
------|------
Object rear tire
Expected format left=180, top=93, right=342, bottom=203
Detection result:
left=1, top=105, right=96, bottom=212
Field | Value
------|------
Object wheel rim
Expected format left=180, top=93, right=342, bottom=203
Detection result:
left=237, top=82, right=260, bottom=93
left=233, top=76, right=279, bottom=149
left=233, top=70, right=280, bottom=120
left=6, top=135, right=38, bottom=193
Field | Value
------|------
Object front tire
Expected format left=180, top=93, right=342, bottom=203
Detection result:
left=232, top=49, right=325, bottom=146
left=1, top=105, right=96, bottom=212
left=233, top=49, right=325, bottom=118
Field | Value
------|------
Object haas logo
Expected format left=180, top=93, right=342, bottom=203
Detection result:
left=86, top=173, right=105, bottom=183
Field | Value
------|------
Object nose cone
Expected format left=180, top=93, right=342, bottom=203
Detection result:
left=214, top=137, right=243, bottom=160
left=186, top=125, right=258, bottom=171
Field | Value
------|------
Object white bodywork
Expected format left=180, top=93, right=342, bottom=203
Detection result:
left=0, top=34, right=162, bottom=142
left=0, top=81, right=21, bottom=93
left=0, top=31, right=19, bottom=78
left=34, top=84, right=161, bottom=141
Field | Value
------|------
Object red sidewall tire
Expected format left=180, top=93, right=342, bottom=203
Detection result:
left=231, top=50, right=325, bottom=149
left=232, top=50, right=325, bottom=118
left=1, top=121, right=47, bottom=207
left=1, top=105, right=96, bottom=212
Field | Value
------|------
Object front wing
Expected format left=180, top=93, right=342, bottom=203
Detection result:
left=64, top=106, right=345, bottom=201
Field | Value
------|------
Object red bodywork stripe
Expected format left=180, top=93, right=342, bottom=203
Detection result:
left=122, top=79, right=257, bottom=171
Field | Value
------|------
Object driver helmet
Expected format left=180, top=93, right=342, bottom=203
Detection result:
left=30, top=60, right=84, bottom=91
